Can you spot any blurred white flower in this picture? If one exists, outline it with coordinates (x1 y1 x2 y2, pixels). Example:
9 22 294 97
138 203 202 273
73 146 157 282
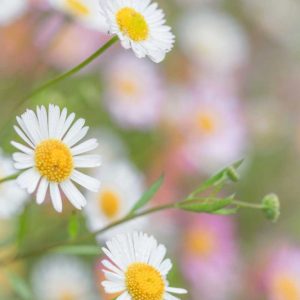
103 52 165 130
31 255 98 300
0 151 27 219
84 159 145 240
11 104 101 212
101 232 187 299
99 0 175 62
0 0 28 26
48 0 108 31
178 9 249 74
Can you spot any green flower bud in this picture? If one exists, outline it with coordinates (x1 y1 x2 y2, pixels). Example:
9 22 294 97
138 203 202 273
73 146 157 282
262 194 280 222
226 167 240 182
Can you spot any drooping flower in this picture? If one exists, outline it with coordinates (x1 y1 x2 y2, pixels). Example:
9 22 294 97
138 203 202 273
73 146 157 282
99 0 175 63
101 232 188 300
103 52 165 129
11 104 101 212
48 0 108 31
31 255 98 300
0 151 27 219
181 215 241 300
0 0 28 26
84 159 145 239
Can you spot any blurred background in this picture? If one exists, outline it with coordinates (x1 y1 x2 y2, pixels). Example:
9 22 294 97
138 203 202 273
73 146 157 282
1 0 300 299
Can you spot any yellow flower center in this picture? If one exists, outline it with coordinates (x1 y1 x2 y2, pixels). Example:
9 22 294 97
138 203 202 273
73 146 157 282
35 139 74 183
59 292 76 300
186 229 216 257
116 7 149 42
65 0 90 16
99 189 121 219
273 274 299 300
125 263 165 300
118 79 139 97
196 112 216 134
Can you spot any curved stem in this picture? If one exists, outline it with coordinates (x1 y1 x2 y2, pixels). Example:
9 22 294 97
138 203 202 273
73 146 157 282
233 200 263 209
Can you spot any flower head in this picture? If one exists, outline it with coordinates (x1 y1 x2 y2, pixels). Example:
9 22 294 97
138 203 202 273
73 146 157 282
31 255 98 300
101 232 187 299
12 104 101 212
100 0 175 62
49 0 108 31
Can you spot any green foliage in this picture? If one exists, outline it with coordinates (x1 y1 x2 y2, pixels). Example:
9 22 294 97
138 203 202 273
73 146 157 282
51 245 101 256
7 272 32 300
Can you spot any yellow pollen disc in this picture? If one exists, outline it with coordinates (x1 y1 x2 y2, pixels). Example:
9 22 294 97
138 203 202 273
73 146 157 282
273 275 299 300
186 229 215 257
118 79 139 97
99 189 121 219
59 292 76 300
196 112 216 134
126 263 165 300
35 139 73 183
116 7 149 42
65 0 90 16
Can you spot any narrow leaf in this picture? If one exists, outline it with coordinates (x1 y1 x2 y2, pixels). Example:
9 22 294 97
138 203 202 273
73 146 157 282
177 197 233 213
213 206 239 215
129 175 164 214
7 272 32 300
68 212 79 240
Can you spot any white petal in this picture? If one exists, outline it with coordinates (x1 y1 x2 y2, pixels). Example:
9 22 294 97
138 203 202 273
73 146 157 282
11 141 34 155
166 287 188 294
70 170 100 192
71 138 98 155
50 182 62 212
67 126 89 147
63 118 85 146
74 155 101 168
36 177 49 204
17 168 40 193
60 180 86 209
14 125 34 148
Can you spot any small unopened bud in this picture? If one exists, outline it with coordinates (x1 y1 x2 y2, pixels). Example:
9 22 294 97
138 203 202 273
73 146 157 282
262 194 280 222
226 167 239 182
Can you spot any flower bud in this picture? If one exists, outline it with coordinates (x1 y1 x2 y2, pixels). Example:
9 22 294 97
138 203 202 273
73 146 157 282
226 166 240 182
262 193 280 222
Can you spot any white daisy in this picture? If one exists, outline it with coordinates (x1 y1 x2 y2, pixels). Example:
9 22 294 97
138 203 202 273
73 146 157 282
31 255 98 300
48 0 108 31
0 151 28 219
0 0 28 26
84 159 145 240
11 104 101 212
99 0 175 63
101 232 188 300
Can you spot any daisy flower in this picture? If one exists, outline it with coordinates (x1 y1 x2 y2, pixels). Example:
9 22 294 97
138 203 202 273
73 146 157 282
101 232 188 300
99 0 175 63
31 255 98 300
48 0 108 31
11 104 101 212
103 52 165 129
0 0 28 26
0 151 27 219
84 159 145 240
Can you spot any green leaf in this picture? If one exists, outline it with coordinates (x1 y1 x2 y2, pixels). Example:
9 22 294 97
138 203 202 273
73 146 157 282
17 205 30 247
51 245 101 256
68 212 79 240
129 175 164 214
190 159 244 196
177 197 233 213
7 272 32 300
213 206 239 215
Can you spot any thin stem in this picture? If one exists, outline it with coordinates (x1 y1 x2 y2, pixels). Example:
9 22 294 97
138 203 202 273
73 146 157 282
0 202 175 266
0 172 21 184
233 200 263 209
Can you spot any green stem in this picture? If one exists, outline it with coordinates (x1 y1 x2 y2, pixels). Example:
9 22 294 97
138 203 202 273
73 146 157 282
27 36 118 99
233 200 263 209
0 172 21 184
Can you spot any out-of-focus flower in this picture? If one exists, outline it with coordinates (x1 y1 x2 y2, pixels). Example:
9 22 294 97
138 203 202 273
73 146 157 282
176 81 247 174
84 159 145 239
99 0 175 63
11 104 101 212
0 151 27 219
181 215 240 300
42 23 108 70
101 231 188 299
0 0 28 26
103 52 165 129
260 245 300 300
48 0 108 31
31 255 98 300
178 9 249 74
